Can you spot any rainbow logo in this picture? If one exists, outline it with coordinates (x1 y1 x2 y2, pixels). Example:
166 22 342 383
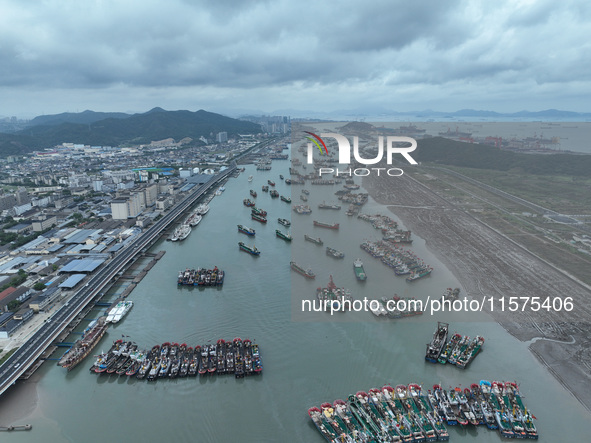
304 131 328 155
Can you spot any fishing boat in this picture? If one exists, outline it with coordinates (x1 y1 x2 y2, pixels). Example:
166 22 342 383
238 241 260 256
318 201 341 210
262 185 269 192
251 207 267 216
196 204 209 215
325 246 345 259
275 229 292 242
301 189 310 195
304 234 323 245
170 223 191 241
308 406 340 442
187 213 202 227
243 198 255 207
438 333 461 364
425 322 449 363
290 261 315 279
278 218 291 227
237 224 256 236
280 195 291 203
248 175 253 182
268 180 275 186
456 335 485 369
353 259 367 281
251 343 263 373
106 300 133 323
270 190 279 198
292 204 312 214
234 338 245 378
58 317 109 371
198 346 208 376
251 213 267 223
279 174 284 180
250 189 257 198
406 266 433 282
313 220 339 229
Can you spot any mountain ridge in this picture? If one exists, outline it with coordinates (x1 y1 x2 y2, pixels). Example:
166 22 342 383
0 108 262 156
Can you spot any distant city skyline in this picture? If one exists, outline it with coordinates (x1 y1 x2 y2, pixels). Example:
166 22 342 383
1 0 590 118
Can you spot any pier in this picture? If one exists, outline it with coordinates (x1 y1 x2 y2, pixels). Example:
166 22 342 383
0 424 32 431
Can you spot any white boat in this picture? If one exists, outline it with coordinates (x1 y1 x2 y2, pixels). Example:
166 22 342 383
196 204 210 215
188 213 202 227
248 175 253 182
171 224 191 241
107 301 133 323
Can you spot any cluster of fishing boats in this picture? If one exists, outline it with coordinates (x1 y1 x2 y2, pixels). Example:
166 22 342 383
434 330 485 369
89 338 262 380
361 240 432 282
338 192 368 206
251 206 268 223
177 267 225 286
358 213 412 244
169 204 209 241
308 381 538 442
316 275 352 310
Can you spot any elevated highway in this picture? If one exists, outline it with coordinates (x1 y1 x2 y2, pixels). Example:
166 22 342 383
0 164 235 397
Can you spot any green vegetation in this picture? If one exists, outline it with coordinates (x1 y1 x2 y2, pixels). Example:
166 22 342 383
7 300 21 311
0 270 27 292
0 109 262 157
33 282 46 291
417 137 591 178
0 348 18 365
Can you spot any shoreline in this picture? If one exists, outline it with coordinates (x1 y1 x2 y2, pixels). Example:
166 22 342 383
364 171 591 412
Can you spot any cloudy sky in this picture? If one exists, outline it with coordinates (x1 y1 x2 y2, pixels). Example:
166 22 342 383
1 0 590 118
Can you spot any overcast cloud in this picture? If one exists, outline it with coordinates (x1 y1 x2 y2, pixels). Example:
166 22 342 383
0 0 590 117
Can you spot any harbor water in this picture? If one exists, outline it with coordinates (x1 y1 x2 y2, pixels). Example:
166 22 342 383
2 152 590 442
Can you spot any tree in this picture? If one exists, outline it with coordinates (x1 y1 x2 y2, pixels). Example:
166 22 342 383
34 282 46 291
7 300 20 311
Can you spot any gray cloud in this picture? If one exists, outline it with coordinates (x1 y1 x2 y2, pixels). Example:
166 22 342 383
0 0 589 117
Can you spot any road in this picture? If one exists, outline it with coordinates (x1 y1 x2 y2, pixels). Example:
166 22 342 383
0 164 236 397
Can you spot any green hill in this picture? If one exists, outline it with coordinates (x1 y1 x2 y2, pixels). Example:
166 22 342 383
0 108 262 156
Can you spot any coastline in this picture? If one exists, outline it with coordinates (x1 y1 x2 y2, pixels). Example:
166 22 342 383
364 171 591 412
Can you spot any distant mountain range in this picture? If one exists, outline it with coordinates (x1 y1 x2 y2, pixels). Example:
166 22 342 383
0 108 262 157
277 108 591 120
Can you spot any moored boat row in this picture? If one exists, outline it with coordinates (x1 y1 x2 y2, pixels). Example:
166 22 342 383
308 380 538 442
431 326 485 369
90 338 263 380
177 267 225 286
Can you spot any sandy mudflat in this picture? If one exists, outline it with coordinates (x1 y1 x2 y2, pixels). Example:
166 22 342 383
0 375 39 425
364 172 591 411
